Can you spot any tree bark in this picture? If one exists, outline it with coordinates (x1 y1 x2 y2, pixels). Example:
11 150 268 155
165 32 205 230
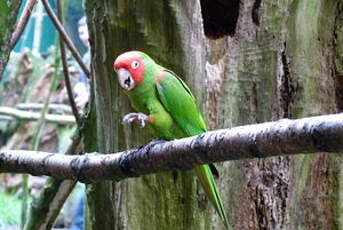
84 0 342 229
0 0 22 78
1 114 343 182
205 0 342 229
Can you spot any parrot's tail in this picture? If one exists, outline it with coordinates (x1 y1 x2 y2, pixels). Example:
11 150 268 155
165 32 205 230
195 164 229 229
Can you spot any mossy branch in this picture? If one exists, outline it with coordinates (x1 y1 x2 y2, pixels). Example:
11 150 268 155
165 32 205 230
0 113 342 183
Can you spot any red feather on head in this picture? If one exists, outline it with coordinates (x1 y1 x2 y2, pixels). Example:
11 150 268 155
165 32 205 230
113 51 145 84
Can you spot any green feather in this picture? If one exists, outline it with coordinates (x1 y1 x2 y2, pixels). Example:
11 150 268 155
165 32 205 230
154 69 207 136
154 69 229 228
123 51 229 228
195 165 229 229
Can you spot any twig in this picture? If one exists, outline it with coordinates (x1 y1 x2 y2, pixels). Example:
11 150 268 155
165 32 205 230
41 0 91 78
0 106 75 124
24 136 82 230
1 113 342 183
56 0 81 124
17 103 72 113
22 45 61 227
10 0 38 49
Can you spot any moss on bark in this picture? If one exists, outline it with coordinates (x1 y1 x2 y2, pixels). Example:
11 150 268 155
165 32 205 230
84 0 342 229
85 1 211 229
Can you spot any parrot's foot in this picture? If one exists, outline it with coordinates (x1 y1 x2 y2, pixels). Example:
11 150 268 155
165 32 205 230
141 139 166 149
138 139 167 154
123 113 149 127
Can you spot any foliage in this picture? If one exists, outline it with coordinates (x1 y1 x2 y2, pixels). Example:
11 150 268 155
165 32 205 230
0 189 22 226
0 0 87 229
0 47 78 230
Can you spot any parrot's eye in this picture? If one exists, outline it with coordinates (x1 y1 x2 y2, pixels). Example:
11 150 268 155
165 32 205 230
131 61 139 69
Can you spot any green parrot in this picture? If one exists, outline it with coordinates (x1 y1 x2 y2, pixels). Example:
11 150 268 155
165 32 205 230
113 51 229 228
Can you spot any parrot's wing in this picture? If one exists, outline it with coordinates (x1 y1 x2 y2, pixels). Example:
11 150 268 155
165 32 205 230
154 69 207 136
155 69 219 176
155 69 229 228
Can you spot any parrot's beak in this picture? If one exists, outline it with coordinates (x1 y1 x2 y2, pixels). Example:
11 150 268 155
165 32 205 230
117 68 135 91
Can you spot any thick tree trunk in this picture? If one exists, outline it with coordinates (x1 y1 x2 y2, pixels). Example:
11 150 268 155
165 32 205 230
84 1 210 229
85 0 342 229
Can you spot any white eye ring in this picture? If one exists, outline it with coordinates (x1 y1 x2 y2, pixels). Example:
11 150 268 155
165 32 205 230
131 61 139 69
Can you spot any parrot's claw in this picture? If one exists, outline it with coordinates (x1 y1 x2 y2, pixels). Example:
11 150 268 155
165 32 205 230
123 113 149 127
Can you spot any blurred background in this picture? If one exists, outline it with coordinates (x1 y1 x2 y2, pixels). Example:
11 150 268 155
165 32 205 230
0 1 87 229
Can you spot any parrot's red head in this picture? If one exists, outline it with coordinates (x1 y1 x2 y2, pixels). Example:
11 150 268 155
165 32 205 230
113 51 145 91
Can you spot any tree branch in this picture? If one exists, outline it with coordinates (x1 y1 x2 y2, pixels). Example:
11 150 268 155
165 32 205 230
23 136 82 230
17 103 72 114
56 0 81 124
0 113 342 182
10 0 38 49
41 0 91 78
0 106 75 124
